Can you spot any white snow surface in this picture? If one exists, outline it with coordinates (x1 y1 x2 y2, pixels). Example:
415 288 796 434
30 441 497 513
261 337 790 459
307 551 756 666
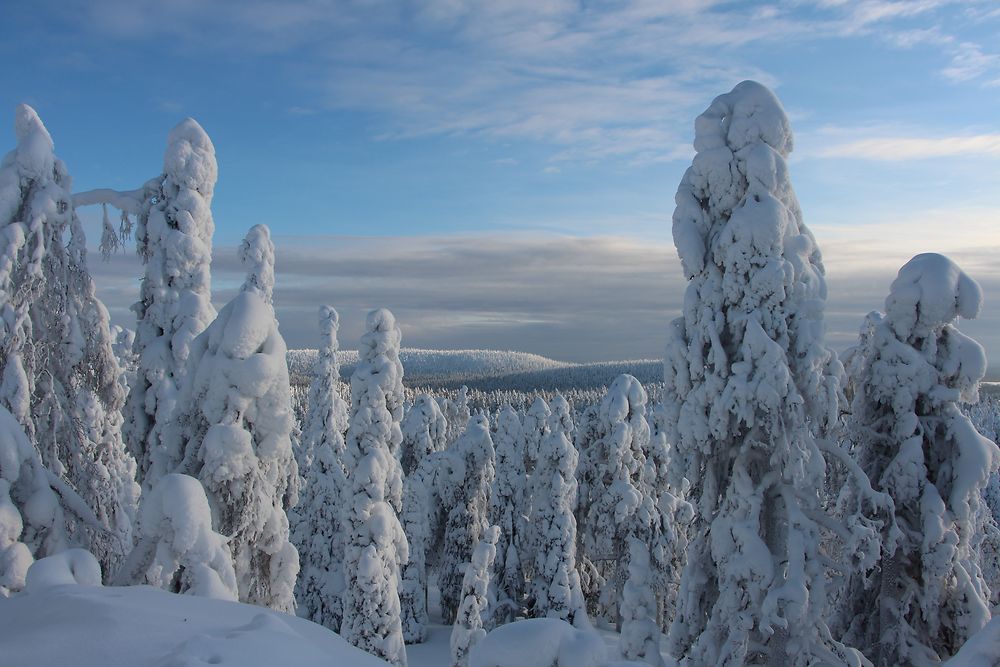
943 616 1000 666
0 583 390 667
469 618 607 667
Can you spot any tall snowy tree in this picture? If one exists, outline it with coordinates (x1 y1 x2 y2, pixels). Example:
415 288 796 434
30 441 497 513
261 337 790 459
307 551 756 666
487 404 527 627
620 537 664 667
582 374 647 626
663 81 868 666
174 224 298 612
838 253 998 666
438 415 496 624
341 308 408 667
530 412 586 625
520 396 551 586
444 386 472 448
451 525 500 667
124 117 217 489
399 393 447 643
292 305 350 630
401 394 447 476
0 104 139 576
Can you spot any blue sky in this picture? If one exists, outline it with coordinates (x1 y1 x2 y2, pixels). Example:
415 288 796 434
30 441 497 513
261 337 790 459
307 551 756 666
2 0 1000 370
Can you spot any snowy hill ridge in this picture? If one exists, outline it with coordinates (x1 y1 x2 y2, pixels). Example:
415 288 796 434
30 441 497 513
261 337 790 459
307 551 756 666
287 348 662 390
288 348 569 383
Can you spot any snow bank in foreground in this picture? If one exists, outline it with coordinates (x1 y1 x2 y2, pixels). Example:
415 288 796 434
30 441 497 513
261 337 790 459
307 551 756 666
0 583 389 667
944 616 1000 666
469 618 607 667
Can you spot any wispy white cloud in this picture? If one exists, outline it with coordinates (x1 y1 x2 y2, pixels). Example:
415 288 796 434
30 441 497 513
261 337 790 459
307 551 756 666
49 0 1000 163
816 132 1000 160
942 41 1000 83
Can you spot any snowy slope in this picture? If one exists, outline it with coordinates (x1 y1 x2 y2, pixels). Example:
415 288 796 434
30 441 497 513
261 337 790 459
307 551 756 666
287 348 661 391
0 584 390 667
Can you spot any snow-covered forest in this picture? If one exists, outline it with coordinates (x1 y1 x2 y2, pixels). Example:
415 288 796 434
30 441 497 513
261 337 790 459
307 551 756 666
2 81 1000 667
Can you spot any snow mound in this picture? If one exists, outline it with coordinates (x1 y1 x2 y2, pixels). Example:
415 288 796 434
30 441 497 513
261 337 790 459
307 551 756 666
0 583 390 667
24 548 102 592
943 616 1000 666
469 618 606 667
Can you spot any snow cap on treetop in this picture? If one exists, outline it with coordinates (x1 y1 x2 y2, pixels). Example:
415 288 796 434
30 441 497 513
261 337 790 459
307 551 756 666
319 305 340 335
885 252 983 339
693 80 792 157
600 374 647 424
164 118 217 197
367 308 397 334
12 104 55 180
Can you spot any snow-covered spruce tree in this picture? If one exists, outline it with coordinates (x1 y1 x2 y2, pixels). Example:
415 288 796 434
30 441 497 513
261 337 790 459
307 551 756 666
646 401 694 630
549 393 575 440
401 393 448 476
583 374 647 626
573 401 605 616
438 415 496 624
663 81 869 666
522 396 551 475
0 105 138 575
174 224 298 612
111 325 138 397
341 308 408 666
520 396 551 587
117 473 238 600
292 305 350 631
399 393 447 643
620 537 664 667
487 404 526 628
530 412 586 625
125 117 217 489
0 404 96 594
451 525 500 667
440 385 471 448
838 253 998 666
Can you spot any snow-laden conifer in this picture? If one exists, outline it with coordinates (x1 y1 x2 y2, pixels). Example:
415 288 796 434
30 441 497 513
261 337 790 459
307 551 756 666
126 473 238 600
520 397 550 586
125 117 217 489
620 538 664 667
581 374 647 626
0 105 138 574
400 393 447 643
451 525 500 667
530 412 586 625
663 81 869 666
839 253 998 665
487 405 526 628
0 404 81 594
445 385 472 447
401 394 448 476
522 397 551 475
293 305 350 630
341 308 408 666
549 393 574 440
174 224 298 612
438 415 496 624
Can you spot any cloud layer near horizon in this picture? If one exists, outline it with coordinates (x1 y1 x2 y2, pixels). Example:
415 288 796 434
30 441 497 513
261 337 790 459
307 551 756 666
90 227 1000 376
